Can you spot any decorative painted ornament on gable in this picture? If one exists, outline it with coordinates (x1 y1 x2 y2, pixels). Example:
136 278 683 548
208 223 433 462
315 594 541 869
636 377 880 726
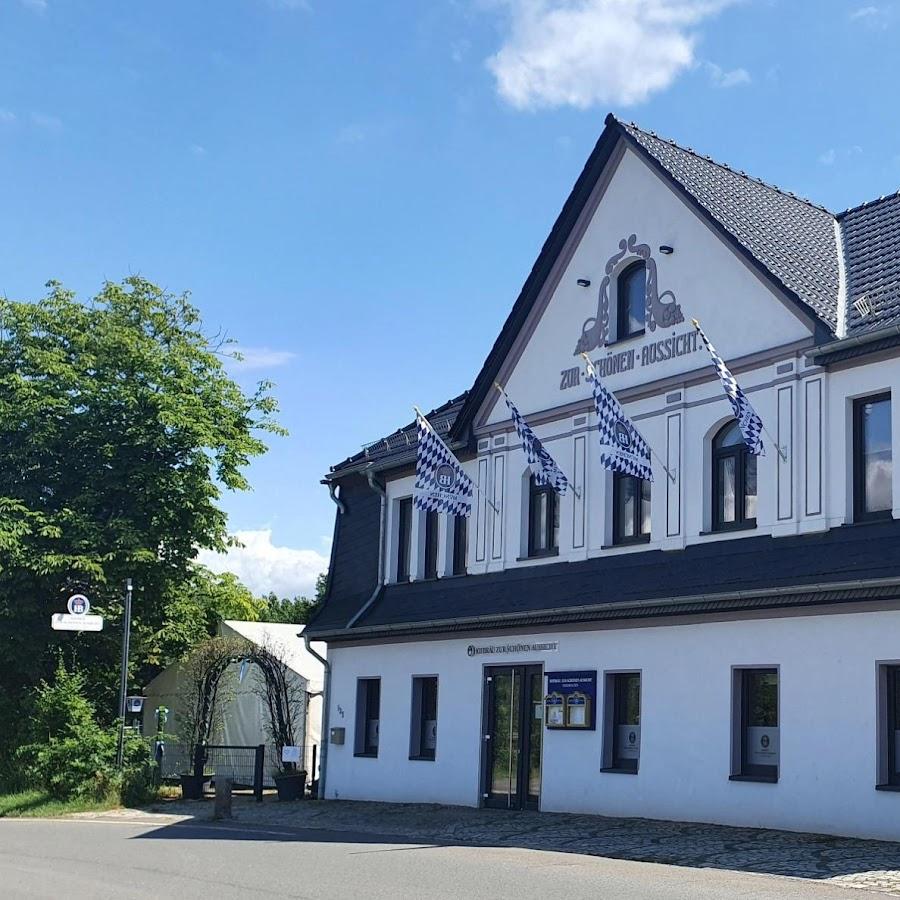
574 234 684 356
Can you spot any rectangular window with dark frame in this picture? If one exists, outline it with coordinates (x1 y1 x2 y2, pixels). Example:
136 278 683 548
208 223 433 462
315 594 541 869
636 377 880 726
424 510 439 580
396 497 413 582
354 678 380 758
528 475 559 557
878 664 900 789
732 668 778 782
613 473 651 544
854 393 892 522
602 672 641 773
452 515 468 576
409 676 438 761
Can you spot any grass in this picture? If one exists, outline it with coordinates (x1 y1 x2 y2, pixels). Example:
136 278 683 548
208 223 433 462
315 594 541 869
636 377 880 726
0 789 121 819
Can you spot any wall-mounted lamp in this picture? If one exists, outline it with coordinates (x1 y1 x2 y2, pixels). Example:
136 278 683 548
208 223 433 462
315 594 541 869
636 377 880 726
659 245 674 255
576 278 591 287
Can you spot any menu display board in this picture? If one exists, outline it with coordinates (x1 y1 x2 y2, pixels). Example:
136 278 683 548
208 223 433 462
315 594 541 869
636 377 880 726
545 671 597 730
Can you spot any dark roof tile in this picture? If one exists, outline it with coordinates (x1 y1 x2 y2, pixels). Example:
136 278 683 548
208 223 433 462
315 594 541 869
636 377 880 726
329 392 468 476
619 120 840 329
309 519 900 638
839 192 900 335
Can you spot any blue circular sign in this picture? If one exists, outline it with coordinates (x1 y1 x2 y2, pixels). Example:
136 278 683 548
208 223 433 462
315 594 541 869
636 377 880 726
435 463 456 491
67 594 90 616
614 419 632 450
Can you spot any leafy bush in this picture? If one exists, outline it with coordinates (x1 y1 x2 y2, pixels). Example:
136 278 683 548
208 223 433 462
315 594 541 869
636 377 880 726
17 659 156 805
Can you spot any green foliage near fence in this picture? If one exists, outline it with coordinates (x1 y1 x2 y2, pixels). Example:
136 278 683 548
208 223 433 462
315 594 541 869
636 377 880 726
0 276 284 782
16 659 157 806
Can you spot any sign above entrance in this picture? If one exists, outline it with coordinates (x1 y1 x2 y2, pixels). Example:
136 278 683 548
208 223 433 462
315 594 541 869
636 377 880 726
467 640 559 658
545 670 597 730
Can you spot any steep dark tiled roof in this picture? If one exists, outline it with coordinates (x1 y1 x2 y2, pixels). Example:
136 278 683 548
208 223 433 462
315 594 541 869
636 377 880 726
330 116 900 476
306 519 900 639
620 121 840 329
329 392 468 477
839 192 900 335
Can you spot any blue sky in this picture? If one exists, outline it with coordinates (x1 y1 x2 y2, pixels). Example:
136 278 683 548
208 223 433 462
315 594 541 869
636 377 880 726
2 0 898 596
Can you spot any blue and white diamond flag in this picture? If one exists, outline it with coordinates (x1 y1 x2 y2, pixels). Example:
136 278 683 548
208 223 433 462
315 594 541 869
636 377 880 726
583 355 653 482
414 409 475 516
499 386 569 495
693 320 765 456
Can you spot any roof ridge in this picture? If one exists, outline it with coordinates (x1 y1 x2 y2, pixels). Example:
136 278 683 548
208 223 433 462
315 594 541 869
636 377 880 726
837 188 900 219
612 114 834 216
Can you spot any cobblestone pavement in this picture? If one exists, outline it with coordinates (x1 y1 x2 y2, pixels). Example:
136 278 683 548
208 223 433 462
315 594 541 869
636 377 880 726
95 797 900 895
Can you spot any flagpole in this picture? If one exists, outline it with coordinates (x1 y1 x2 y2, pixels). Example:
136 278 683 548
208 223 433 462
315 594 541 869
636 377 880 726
580 354 676 484
691 319 788 462
494 383 582 500
414 406 499 515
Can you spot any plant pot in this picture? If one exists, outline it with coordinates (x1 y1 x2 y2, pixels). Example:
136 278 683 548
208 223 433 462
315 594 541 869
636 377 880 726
273 771 307 801
179 773 208 800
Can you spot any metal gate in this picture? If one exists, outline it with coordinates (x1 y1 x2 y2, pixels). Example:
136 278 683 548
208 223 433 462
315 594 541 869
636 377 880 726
153 741 267 801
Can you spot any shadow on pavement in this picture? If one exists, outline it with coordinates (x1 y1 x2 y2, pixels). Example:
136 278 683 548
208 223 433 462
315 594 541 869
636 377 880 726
130 798 900 884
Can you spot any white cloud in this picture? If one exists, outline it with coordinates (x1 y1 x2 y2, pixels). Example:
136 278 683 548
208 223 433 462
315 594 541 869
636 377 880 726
0 109 16 125
30 111 62 132
486 0 738 110
197 529 328 598
190 143 207 157
704 61 751 88
819 145 863 166
20 0 47 11
228 346 297 371
850 5 892 28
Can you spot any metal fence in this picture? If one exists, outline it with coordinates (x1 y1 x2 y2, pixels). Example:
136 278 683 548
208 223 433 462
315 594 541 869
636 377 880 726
151 740 317 796
204 745 266 793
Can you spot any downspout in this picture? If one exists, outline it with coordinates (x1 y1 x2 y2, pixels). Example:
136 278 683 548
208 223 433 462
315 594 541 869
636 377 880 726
346 468 386 629
303 477 344 800
303 632 330 800
307 470 385 799
327 479 347 514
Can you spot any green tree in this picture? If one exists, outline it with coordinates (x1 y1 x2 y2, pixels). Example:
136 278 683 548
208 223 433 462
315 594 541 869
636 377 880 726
0 277 283 774
258 570 327 624
148 566 269 667
18 658 156 803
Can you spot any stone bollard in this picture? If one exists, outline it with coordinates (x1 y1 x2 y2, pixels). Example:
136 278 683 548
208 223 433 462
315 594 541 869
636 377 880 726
213 777 233 820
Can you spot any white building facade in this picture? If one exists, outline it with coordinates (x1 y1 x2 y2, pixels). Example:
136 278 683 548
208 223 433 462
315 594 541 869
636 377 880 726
308 115 900 841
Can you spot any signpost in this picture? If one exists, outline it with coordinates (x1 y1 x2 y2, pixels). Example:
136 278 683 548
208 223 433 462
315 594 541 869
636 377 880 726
115 578 134 769
49 581 134 771
50 593 104 632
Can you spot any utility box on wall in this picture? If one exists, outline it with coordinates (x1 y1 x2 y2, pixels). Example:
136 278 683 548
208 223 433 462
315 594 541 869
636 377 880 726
330 727 346 745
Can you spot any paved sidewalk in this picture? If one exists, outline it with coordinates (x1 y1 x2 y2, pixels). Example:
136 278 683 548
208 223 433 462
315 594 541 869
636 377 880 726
98 798 900 896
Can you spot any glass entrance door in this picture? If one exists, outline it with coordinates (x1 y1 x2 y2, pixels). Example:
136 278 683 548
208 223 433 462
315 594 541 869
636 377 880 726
481 665 543 810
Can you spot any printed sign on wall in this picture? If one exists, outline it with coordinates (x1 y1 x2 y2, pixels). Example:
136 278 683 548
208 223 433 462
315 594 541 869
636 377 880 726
545 670 597 731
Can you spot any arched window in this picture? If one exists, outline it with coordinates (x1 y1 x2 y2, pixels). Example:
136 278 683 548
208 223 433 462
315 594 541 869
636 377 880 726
616 261 646 341
712 421 757 531
527 474 559 557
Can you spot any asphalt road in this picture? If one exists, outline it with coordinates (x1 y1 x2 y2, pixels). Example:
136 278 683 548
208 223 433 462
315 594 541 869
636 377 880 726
0 817 887 900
